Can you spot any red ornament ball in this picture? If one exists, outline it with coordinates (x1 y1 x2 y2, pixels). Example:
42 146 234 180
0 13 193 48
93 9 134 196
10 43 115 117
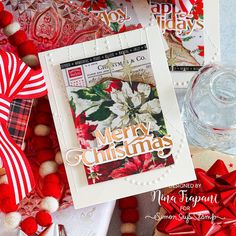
0 184 12 200
119 197 138 209
0 197 18 213
42 182 62 199
44 173 61 185
121 209 139 223
35 210 52 227
18 40 38 57
0 10 13 28
8 30 27 46
21 217 38 235
36 149 54 164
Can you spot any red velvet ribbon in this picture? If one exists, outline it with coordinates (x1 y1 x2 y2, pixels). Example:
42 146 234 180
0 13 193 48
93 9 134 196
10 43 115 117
156 160 236 235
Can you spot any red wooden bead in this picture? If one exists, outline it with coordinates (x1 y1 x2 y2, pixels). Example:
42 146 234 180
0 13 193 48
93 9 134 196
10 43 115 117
42 182 61 199
17 40 38 57
36 149 54 164
35 210 52 227
0 10 13 28
0 2 4 12
21 217 38 235
119 196 138 209
44 173 61 185
121 209 139 223
8 30 27 46
0 197 18 213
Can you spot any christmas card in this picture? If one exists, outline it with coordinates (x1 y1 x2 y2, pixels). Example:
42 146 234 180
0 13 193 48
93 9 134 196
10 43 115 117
39 26 195 209
132 0 220 87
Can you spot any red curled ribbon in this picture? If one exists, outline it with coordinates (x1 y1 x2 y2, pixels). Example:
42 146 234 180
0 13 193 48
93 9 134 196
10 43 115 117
172 0 196 13
0 50 47 204
156 159 236 235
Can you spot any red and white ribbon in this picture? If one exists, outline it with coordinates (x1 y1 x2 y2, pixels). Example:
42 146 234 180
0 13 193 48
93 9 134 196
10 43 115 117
173 0 196 13
0 50 47 204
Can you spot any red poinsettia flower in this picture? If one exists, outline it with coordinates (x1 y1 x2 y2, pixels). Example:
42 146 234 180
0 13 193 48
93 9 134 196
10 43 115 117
75 112 97 140
109 153 164 179
79 0 107 10
191 0 203 20
105 79 122 92
198 45 204 57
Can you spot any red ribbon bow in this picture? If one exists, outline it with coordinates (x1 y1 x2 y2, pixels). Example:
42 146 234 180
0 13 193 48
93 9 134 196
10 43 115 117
172 0 196 13
156 160 236 235
0 50 47 204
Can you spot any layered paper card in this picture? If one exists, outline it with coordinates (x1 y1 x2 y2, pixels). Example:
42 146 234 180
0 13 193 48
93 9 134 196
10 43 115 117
132 0 220 87
39 26 196 209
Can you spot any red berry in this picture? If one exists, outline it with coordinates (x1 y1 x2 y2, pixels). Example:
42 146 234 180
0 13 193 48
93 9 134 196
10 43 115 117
0 197 18 213
8 30 27 46
35 210 52 227
44 173 61 185
18 40 38 57
0 10 13 28
21 217 38 235
119 197 138 209
42 182 62 199
36 149 54 164
121 209 139 223
35 112 52 125
32 136 52 150
0 184 12 200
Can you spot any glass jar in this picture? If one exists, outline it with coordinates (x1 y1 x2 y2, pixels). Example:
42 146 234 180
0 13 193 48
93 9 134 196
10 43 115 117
182 64 236 154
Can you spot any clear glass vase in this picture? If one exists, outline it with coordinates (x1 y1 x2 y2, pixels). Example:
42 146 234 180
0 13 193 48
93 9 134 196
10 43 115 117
182 64 236 154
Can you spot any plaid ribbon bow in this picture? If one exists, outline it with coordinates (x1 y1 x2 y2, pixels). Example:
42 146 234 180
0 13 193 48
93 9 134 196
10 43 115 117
0 50 47 204
173 0 196 13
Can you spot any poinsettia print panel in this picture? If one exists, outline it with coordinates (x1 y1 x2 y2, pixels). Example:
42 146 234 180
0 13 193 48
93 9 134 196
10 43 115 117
70 80 174 184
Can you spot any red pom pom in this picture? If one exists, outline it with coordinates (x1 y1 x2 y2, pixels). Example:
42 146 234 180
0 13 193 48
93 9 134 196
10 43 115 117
58 165 67 183
42 183 62 199
36 149 54 164
0 184 12 200
35 112 52 125
121 209 139 223
35 210 52 227
21 217 38 235
44 173 61 185
0 11 13 28
25 126 33 140
122 234 136 236
17 40 38 57
8 30 27 47
36 99 51 113
119 197 138 209
0 2 4 12
32 136 52 151
0 197 18 213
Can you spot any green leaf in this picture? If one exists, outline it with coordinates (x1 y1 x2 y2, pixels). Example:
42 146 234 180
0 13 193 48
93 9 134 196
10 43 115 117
69 97 76 112
87 100 114 121
110 22 120 32
73 89 101 101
